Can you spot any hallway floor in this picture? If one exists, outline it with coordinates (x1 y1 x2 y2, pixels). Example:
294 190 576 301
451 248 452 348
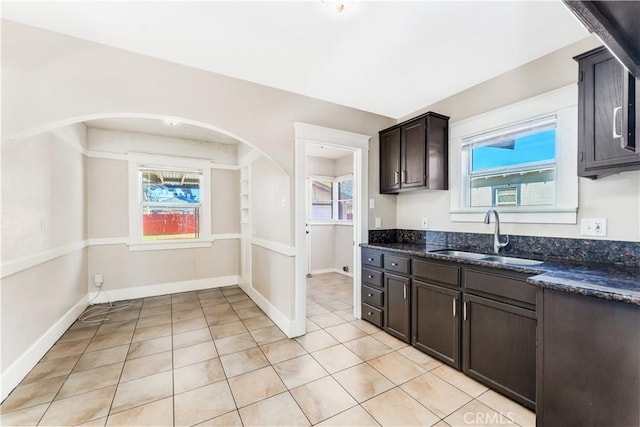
0 273 534 426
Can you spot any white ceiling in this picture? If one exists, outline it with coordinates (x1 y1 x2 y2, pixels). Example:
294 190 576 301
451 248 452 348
84 117 240 145
1 1 588 119
306 143 353 159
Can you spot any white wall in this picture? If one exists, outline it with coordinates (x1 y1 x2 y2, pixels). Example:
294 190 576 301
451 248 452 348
2 126 87 258
247 155 298 329
335 155 354 177
1 21 394 176
86 128 241 294
1 124 88 398
306 156 336 176
395 36 640 242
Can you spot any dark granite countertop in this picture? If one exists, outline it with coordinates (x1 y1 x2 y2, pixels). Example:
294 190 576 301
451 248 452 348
361 242 640 306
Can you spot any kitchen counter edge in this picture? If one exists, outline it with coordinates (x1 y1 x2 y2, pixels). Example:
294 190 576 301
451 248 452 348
360 242 640 306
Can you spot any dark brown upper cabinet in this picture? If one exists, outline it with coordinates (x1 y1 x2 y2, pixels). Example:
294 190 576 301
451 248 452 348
563 1 640 78
379 112 449 194
575 46 640 178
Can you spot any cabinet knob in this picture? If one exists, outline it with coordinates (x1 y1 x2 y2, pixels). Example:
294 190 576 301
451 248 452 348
391 262 397 266
367 293 373 297
367 275 373 279
367 311 373 316
368 258 374 262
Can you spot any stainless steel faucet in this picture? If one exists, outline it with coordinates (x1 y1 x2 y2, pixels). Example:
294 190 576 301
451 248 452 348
484 208 509 254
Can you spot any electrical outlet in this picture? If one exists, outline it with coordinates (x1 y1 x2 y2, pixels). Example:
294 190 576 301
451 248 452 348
580 218 607 236
375 217 381 228
369 198 375 209
421 218 429 229
94 273 104 288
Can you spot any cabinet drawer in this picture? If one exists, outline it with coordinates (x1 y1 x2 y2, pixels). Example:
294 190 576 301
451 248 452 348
362 303 383 327
464 269 536 306
384 255 410 275
363 251 383 268
413 259 460 287
362 285 384 308
362 268 383 288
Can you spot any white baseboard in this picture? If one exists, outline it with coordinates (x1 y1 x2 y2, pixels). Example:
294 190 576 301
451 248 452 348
243 285 303 339
1 295 89 401
310 268 353 278
87 275 240 303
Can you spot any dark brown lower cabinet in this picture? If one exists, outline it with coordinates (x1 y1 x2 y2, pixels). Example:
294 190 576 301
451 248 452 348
412 280 461 368
463 294 536 410
537 289 640 426
384 273 410 342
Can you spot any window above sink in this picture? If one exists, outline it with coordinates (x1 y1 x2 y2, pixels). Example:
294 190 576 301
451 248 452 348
449 85 579 224
464 115 557 209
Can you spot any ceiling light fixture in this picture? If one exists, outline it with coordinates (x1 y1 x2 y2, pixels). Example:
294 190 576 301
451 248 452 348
322 1 352 14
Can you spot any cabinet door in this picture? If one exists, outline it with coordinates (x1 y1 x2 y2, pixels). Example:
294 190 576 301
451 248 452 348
538 289 640 426
401 119 426 189
579 48 640 175
384 273 410 343
462 294 536 409
412 280 461 368
425 114 449 190
380 128 401 193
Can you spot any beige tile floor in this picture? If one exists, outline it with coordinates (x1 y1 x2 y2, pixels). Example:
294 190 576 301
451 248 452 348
0 273 535 426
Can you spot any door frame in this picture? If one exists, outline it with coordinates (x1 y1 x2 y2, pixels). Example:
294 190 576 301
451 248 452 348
293 122 370 336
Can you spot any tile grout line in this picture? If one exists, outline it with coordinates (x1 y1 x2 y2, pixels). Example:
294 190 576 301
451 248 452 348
102 299 142 425
31 313 102 426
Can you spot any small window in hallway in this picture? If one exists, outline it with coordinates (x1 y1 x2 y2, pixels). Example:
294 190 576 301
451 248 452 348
308 175 353 222
311 179 333 219
337 177 353 221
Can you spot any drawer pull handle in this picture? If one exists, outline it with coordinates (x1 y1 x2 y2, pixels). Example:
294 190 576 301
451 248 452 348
367 293 373 297
368 258 374 262
367 311 373 316
394 171 400 184
452 298 457 317
463 301 468 321
391 262 397 266
367 275 373 279
613 106 623 142
403 284 407 300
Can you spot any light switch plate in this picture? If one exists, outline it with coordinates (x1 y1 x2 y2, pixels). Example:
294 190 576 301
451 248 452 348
580 218 607 236
421 218 429 229
369 198 375 209
375 217 381 228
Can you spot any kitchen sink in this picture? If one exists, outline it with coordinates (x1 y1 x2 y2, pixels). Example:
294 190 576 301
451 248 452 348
481 255 544 266
430 249 492 260
431 249 543 266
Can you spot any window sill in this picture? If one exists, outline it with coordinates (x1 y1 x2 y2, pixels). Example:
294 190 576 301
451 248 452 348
128 240 212 252
450 207 577 224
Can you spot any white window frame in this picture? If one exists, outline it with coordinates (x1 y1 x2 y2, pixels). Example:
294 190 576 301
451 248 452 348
307 174 354 225
450 85 579 224
461 114 558 209
128 153 212 251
